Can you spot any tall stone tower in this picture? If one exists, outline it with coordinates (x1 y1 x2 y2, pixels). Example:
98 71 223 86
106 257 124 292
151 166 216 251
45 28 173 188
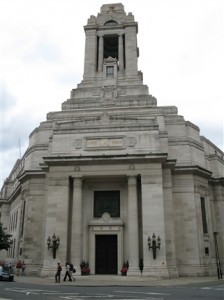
62 3 156 111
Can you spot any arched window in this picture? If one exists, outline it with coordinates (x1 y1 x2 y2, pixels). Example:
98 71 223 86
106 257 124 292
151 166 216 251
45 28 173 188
104 20 118 26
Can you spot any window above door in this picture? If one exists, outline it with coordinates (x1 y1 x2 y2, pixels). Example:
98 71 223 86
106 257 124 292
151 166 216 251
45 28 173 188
94 190 120 218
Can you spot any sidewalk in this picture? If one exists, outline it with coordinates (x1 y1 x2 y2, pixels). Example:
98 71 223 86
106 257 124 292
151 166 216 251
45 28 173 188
14 274 221 287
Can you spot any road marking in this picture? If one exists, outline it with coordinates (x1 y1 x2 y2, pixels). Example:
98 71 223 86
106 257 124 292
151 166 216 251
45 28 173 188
115 290 170 296
147 292 170 295
0 298 12 300
5 289 39 295
60 298 163 300
43 292 79 295
201 286 224 291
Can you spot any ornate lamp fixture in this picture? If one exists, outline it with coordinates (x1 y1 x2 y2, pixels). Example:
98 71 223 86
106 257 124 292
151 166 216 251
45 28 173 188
148 233 161 259
47 233 60 259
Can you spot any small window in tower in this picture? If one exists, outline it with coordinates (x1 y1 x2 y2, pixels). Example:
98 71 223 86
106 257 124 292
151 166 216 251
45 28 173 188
205 247 209 255
106 66 114 77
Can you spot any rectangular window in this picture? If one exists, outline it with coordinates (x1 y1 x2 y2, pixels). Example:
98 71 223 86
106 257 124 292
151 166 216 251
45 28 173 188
200 197 208 234
20 201 26 237
94 191 120 217
106 66 114 77
205 247 209 255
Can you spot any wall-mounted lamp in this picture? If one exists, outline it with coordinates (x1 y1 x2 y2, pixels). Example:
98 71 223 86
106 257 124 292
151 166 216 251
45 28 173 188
47 233 60 259
148 233 161 259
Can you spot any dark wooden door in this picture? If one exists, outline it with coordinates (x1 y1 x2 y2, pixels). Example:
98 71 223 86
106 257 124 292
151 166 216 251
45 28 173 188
95 235 117 274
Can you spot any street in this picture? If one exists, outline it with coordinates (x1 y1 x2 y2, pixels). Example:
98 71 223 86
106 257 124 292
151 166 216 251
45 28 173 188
0 280 223 299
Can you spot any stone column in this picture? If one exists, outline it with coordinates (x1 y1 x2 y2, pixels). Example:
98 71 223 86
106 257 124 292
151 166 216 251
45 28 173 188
127 176 139 273
98 35 104 71
118 34 124 70
71 177 82 270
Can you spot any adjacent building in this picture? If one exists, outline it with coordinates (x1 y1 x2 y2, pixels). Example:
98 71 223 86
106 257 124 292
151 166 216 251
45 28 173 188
0 3 223 278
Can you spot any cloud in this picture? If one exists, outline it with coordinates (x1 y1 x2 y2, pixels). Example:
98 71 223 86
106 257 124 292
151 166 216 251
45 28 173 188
1 109 38 152
0 86 17 112
196 121 224 150
0 0 224 187
22 40 61 63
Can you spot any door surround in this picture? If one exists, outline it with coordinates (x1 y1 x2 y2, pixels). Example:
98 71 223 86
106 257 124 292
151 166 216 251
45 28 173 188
89 214 124 275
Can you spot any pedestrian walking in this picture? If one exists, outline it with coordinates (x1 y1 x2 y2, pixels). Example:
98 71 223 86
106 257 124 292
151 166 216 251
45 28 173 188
55 262 62 283
69 262 76 281
21 261 26 276
16 260 22 276
63 263 72 282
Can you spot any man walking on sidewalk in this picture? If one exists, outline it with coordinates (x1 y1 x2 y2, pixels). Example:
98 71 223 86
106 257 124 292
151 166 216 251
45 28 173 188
63 263 72 282
55 263 62 283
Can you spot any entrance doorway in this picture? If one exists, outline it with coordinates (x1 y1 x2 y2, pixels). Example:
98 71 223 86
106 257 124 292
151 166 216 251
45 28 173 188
95 235 118 274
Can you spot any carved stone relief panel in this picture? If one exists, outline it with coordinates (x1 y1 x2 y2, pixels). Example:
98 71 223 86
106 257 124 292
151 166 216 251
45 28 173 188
74 136 137 151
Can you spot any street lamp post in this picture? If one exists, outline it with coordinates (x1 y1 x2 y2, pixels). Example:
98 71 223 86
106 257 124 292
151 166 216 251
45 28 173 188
148 233 161 259
47 233 60 259
213 232 223 279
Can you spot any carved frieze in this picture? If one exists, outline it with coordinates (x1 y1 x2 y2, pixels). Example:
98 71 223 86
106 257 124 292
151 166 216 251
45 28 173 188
85 137 123 149
91 226 121 231
74 136 137 150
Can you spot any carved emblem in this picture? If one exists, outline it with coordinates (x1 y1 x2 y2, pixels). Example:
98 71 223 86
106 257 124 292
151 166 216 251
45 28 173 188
128 137 137 147
100 113 110 124
100 85 118 100
102 212 111 222
74 139 82 149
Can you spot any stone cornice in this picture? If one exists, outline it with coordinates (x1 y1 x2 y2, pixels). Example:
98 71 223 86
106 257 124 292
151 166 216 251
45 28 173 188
42 153 169 166
25 144 49 156
3 184 22 204
0 199 10 205
172 165 212 179
208 177 224 186
18 170 46 184
168 137 203 150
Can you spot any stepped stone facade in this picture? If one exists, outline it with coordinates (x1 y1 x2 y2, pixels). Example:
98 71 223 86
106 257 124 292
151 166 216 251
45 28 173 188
0 3 223 278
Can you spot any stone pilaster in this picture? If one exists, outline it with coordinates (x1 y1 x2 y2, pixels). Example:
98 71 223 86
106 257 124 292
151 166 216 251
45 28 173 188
127 176 139 273
124 26 138 77
71 177 82 270
41 175 70 277
141 167 169 278
118 34 124 71
83 29 97 80
98 35 104 71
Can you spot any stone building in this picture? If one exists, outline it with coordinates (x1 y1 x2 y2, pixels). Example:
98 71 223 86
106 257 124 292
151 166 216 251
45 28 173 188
0 3 223 278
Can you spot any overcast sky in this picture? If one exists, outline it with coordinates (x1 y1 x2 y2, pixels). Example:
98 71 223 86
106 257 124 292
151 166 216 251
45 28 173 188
0 0 224 187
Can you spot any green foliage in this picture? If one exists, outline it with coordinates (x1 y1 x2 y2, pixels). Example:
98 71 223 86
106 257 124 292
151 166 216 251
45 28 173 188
0 222 12 251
